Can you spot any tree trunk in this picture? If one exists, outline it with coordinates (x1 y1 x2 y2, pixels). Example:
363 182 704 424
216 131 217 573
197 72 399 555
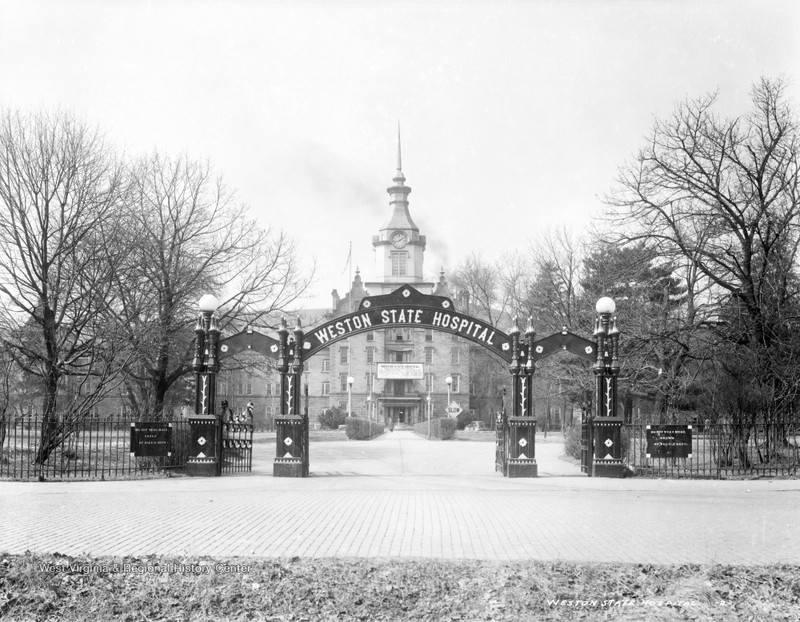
35 306 62 466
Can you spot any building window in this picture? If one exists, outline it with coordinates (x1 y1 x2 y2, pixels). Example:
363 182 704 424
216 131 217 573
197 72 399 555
391 251 408 276
246 376 253 395
392 380 407 396
425 373 434 392
340 346 348 364
236 374 243 395
322 359 331 372
366 332 374 342
425 330 433 341
340 374 349 392
451 374 460 393
393 328 411 342
322 382 330 396
451 346 460 365
366 347 375 364
365 372 376 393
425 347 433 364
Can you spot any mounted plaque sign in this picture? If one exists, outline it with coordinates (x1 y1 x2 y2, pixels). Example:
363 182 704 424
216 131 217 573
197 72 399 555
130 422 172 458
646 425 692 459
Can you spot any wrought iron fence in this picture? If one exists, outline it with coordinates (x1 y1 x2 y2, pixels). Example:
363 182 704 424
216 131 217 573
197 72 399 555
0 415 192 481
623 422 799 478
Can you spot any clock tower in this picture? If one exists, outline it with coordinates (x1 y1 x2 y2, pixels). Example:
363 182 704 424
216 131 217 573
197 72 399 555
370 127 427 291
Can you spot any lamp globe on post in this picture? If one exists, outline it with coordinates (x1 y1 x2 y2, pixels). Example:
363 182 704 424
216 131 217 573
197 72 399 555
347 376 354 418
198 294 220 316
595 296 616 316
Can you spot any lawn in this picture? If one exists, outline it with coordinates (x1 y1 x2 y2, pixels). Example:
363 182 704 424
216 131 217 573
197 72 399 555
1 553 798 621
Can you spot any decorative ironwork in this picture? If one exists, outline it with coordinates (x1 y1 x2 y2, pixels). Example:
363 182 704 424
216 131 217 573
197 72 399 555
220 421 253 474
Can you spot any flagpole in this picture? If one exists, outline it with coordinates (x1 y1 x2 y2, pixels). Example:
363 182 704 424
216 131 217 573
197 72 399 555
347 241 352 402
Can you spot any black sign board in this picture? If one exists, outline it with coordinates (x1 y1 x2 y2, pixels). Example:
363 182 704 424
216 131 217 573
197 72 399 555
130 422 172 457
646 425 692 459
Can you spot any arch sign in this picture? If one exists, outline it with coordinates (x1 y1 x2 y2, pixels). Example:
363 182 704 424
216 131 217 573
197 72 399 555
196 284 624 479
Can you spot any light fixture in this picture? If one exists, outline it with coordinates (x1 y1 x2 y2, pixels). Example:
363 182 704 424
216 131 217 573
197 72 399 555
198 294 220 314
595 297 616 315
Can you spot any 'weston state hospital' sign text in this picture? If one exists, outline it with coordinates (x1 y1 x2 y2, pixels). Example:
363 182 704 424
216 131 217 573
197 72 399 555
304 306 510 361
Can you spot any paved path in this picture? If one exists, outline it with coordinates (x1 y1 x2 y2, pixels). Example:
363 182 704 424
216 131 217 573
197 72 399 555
2 431 798 564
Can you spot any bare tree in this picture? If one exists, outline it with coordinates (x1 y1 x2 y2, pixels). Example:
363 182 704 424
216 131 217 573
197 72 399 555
450 253 513 422
0 110 129 465
524 226 586 332
604 78 800 424
110 152 311 419
450 252 513 327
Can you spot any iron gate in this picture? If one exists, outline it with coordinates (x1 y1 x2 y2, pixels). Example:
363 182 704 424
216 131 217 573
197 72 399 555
581 415 593 475
495 410 507 474
220 421 253 474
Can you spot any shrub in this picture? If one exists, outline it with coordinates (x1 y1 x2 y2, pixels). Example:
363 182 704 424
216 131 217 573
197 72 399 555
455 411 475 430
563 423 582 460
345 417 385 440
318 406 347 430
415 417 456 440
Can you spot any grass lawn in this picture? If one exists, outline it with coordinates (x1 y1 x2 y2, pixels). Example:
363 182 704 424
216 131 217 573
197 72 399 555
1 553 798 621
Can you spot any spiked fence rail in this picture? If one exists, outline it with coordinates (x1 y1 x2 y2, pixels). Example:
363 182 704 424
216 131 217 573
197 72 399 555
623 422 800 478
0 415 192 481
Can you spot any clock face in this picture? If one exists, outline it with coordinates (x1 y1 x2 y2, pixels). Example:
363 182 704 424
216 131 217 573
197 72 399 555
391 232 408 248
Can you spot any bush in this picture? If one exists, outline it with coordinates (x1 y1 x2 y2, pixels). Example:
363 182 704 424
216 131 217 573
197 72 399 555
455 411 475 430
345 417 385 440
563 423 582 460
318 406 347 430
414 417 457 440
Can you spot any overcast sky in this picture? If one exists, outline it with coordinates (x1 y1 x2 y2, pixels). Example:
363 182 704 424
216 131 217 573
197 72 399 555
1 0 798 308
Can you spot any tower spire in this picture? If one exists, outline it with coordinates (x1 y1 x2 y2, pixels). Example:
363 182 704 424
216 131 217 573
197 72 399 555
397 121 402 172
394 121 405 184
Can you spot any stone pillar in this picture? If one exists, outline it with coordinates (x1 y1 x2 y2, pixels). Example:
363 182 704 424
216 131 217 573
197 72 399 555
505 317 538 477
185 415 219 477
189 305 221 477
274 318 308 477
592 299 624 478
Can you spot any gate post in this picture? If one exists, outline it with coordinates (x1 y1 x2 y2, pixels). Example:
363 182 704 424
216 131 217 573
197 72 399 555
274 318 308 477
591 298 624 478
188 295 222 477
505 318 538 477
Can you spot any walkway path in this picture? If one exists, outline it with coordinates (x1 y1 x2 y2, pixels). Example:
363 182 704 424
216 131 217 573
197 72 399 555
2 431 798 564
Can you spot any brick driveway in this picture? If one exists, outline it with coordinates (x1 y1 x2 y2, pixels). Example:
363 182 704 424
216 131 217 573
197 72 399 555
1 431 797 564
